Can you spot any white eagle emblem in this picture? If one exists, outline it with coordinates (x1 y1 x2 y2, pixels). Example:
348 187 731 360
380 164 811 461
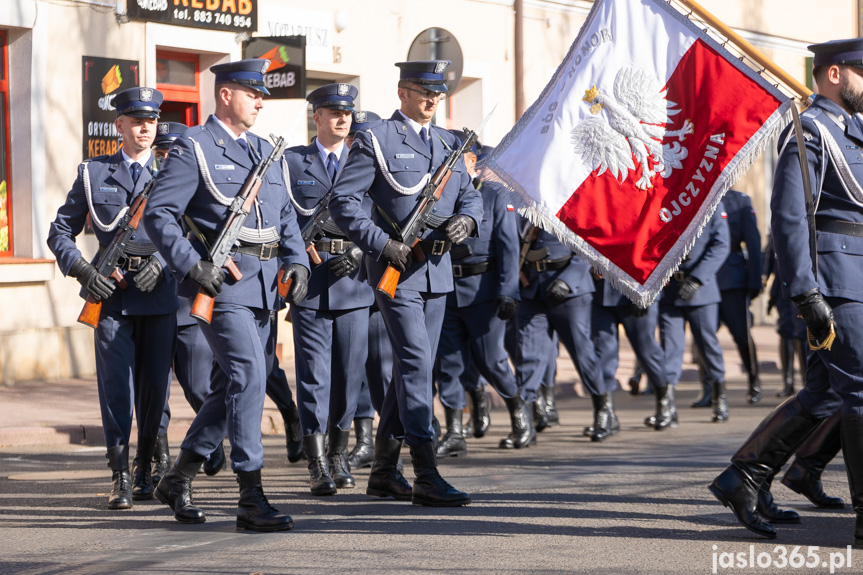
571 67 694 190
355 111 367 123
338 83 349 96
434 61 447 74
140 88 153 102
158 123 168 135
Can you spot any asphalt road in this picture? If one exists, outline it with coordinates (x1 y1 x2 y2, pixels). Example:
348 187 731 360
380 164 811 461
0 382 856 575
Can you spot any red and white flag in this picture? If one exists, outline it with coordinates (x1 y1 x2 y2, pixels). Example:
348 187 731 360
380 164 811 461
482 0 791 305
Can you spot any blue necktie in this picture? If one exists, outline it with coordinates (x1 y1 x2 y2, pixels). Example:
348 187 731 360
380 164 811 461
130 162 142 184
326 152 337 182
237 138 252 160
419 126 431 151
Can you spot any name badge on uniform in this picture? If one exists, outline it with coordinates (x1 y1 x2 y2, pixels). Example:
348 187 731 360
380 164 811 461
214 164 235 170
395 154 415 159
99 187 117 192
847 145 859 150
297 180 316 185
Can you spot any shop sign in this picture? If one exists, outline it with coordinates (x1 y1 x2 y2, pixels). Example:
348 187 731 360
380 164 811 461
127 0 257 33
82 56 139 161
243 36 306 99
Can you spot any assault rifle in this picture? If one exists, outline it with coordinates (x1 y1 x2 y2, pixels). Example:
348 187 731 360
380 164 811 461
276 192 333 299
190 134 289 323
517 221 539 288
78 177 156 328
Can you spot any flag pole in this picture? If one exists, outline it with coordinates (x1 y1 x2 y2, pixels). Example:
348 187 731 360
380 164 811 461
677 0 812 101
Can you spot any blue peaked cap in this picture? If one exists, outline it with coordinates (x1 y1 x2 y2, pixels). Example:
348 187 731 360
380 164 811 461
809 38 863 68
307 83 358 111
112 87 163 118
395 60 451 93
210 59 271 95
153 122 188 149
349 110 381 135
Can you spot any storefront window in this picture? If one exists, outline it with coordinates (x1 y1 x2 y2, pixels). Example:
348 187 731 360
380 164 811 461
0 30 11 256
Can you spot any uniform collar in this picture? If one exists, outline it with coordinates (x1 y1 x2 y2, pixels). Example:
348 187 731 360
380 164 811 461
120 148 153 168
314 138 345 167
210 114 249 144
397 110 431 136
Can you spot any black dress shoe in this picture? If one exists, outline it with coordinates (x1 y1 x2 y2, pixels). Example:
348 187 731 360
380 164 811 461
155 449 207 524
106 445 133 510
236 469 293 532
204 441 226 476
367 438 412 501
410 441 470 507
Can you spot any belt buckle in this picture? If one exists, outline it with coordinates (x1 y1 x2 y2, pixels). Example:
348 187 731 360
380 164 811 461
330 238 345 255
258 244 276 261
127 256 143 271
536 260 547 272
431 240 446 256
452 264 463 278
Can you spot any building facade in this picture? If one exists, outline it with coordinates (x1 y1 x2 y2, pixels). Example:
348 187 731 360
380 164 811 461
0 0 856 384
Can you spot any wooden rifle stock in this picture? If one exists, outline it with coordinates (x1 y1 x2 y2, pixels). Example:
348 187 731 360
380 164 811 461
376 265 401 299
77 267 127 328
189 258 242 324
306 244 322 266
277 266 294 299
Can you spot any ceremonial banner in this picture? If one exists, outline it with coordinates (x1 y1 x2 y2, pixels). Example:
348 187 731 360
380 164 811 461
482 0 791 306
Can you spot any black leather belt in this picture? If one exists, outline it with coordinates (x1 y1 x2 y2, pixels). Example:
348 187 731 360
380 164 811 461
235 242 279 260
452 258 497 278
672 271 687 281
816 216 863 237
417 239 452 256
120 255 149 271
526 255 571 272
314 238 354 255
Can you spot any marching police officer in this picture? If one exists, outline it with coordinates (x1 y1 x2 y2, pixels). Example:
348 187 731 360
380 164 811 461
658 204 729 423
704 190 764 404
48 87 177 509
282 83 375 495
328 59 482 507
711 39 863 543
435 139 532 456
144 59 308 532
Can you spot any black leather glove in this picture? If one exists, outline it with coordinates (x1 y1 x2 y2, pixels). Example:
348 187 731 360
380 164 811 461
281 263 310 303
631 304 649 318
792 288 834 343
545 279 571 303
133 256 163 293
677 276 701 301
69 257 115 301
187 260 226 298
381 239 412 272
330 245 363 278
445 215 475 245
495 295 518 320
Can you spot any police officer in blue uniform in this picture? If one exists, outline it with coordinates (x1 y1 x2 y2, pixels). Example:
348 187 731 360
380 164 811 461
516 226 609 440
329 60 482 507
659 205 729 423
435 138 532 456
48 87 177 510
710 39 863 543
591 276 675 431
143 59 308 532
699 190 764 404
283 83 376 495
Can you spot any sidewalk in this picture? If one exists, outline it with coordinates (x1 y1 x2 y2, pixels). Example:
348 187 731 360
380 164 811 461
0 322 787 448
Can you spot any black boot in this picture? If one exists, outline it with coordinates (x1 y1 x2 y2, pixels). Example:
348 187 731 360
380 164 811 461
235 469 294 532
203 441 226 476
106 445 132 510
756 473 801 524
367 437 412 500
709 397 820 538
650 385 677 430
501 395 534 449
543 385 559 426
839 414 863 547
500 398 536 449
712 380 729 423
131 436 157 501
152 434 170 486
327 427 355 489
691 381 712 408
303 434 337 496
467 388 491 438
278 402 305 463
744 341 762 404
533 390 550 432
781 411 845 508
590 393 619 442
436 407 467 458
410 440 471 507
347 418 375 469
629 362 643 395
776 337 795 397
155 449 207 523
